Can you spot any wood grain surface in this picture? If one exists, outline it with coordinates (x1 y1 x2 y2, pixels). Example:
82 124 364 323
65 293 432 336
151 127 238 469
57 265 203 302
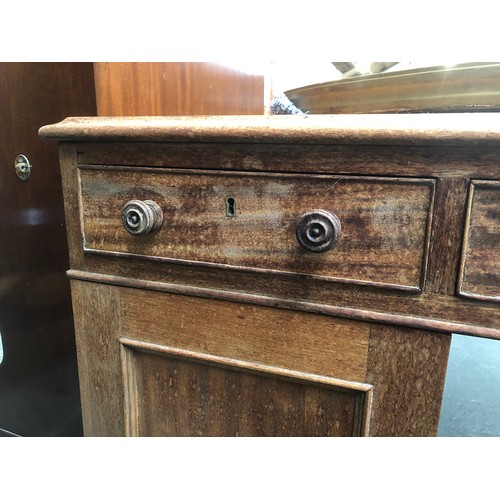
74 141 500 179
118 288 372 437
67 270 500 339
39 113 500 146
70 281 448 436
121 340 371 437
366 323 451 436
120 287 371 382
93 62 264 116
459 180 500 301
49 124 499 339
0 62 96 437
79 167 434 291
41 114 499 436
70 281 124 436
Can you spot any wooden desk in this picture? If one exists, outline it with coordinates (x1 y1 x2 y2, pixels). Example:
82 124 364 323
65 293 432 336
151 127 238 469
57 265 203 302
39 114 500 436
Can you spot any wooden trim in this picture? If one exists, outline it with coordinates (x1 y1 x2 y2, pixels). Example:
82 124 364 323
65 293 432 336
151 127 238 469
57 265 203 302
119 341 139 437
39 113 500 146
67 270 500 339
458 290 500 303
120 337 374 393
458 179 479 297
73 141 500 180
458 179 500 303
82 249 422 294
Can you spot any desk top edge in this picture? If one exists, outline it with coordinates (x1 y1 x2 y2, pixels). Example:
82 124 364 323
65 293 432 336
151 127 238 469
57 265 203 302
38 114 500 146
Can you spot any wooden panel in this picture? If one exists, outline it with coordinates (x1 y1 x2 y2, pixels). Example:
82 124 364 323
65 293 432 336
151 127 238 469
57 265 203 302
120 287 371 382
366 324 451 436
70 280 125 436
425 177 469 295
80 167 434 291
459 180 500 302
94 62 264 116
74 141 500 180
121 341 371 437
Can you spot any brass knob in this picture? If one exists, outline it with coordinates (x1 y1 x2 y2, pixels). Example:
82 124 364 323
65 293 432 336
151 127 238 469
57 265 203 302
121 200 163 235
296 210 341 252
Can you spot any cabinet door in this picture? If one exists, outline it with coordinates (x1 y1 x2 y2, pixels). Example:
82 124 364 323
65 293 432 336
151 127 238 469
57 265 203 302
71 281 373 437
0 63 96 436
71 280 451 437
121 342 371 437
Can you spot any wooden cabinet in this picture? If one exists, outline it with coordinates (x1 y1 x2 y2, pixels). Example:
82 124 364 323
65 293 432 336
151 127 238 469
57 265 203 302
93 62 265 116
39 114 500 436
0 63 96 436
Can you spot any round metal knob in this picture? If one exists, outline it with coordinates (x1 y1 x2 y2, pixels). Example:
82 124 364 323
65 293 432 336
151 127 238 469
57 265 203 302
121 200 163 236
296 210 341 253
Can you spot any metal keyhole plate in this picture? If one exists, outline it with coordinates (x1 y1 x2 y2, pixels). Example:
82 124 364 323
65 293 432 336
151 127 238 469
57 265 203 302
15 154 32 181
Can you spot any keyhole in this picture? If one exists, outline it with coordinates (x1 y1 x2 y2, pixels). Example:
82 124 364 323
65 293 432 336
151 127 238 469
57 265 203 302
226 197 236 217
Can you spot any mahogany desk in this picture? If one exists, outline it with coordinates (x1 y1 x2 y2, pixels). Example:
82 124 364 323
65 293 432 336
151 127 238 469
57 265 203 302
40 115 500 436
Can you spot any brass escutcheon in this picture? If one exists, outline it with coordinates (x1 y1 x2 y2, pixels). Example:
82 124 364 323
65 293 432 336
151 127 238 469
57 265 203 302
15 154 32 181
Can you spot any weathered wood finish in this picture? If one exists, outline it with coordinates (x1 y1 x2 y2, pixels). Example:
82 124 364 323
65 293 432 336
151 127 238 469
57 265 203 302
51 130 500 339
121 340 371 437
120 288 371 381
75 141 500 179
40 114 499 436
79 167 434 291
366 323 451 436
70 280 124 436
459 180 500 301
39 114 500 146
70 280 448 437
66 269 500 338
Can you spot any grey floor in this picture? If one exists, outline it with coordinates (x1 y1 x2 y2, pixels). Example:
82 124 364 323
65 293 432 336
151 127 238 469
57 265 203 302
438 334 500 437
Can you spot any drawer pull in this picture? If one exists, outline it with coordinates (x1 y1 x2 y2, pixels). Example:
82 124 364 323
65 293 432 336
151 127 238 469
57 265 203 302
296 210 341 252
121 200 163 236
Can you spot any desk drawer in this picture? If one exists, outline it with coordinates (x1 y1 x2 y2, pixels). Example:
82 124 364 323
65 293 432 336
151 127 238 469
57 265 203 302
79 167 434 291
459 180 500 302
